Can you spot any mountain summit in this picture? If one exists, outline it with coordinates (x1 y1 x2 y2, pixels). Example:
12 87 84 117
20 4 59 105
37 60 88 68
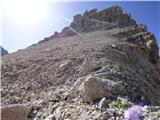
1 6 160 120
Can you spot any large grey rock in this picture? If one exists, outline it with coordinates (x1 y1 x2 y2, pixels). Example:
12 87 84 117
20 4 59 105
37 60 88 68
79 75 123 102
1 104 29 120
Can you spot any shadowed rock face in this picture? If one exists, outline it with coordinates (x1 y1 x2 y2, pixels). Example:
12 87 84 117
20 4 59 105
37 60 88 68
1 6 160 120
1 46 9 56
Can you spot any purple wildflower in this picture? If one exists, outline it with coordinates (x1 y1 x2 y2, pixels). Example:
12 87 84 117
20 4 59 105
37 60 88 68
123 105 144 120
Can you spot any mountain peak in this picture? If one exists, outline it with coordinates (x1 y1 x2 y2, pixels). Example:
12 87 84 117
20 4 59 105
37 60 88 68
69 5 136 33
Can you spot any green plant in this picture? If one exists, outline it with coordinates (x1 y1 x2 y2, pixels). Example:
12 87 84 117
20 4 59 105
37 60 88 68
156 111 160 117
111 99 132 109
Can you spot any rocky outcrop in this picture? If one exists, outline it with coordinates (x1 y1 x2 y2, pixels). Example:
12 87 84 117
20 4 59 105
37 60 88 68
1 46 8 56
1 104 29 120
112 24 159 63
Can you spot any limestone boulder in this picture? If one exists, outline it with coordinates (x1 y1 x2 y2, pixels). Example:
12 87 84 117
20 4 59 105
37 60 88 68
79 75 123 102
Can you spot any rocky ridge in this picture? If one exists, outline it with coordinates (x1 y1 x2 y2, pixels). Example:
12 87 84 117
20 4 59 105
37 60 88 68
1 6 160 120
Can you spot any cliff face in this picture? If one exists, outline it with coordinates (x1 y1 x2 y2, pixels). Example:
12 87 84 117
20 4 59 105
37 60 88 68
1 6 160 120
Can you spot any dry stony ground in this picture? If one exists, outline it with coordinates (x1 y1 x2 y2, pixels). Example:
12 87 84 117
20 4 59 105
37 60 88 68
1 27 160 120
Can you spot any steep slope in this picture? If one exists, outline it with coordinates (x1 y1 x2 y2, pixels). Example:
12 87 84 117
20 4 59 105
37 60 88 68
1 6 160 120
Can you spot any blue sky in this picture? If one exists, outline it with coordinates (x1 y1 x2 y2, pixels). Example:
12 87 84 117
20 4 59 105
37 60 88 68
1 1 160 53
